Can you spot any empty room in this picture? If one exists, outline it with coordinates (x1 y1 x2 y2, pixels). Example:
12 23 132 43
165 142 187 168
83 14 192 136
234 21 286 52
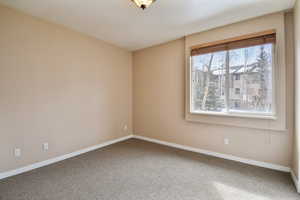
1 0 300 199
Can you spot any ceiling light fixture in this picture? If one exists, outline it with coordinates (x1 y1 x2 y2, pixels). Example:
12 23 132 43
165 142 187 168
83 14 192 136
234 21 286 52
131 0 156 10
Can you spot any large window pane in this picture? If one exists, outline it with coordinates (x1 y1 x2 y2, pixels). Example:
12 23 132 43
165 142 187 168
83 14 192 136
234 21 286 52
191 43 274 116
191 51 226 112
228 44 273 114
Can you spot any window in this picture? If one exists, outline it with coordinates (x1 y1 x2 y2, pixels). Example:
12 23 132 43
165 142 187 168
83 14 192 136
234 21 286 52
190 32 275 117
235 74 240 80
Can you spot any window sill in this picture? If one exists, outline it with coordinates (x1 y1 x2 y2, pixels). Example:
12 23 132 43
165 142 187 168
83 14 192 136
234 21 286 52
190 111 277 120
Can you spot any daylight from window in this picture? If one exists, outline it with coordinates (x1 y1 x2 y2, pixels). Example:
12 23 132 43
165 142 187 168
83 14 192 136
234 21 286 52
191 44 273 116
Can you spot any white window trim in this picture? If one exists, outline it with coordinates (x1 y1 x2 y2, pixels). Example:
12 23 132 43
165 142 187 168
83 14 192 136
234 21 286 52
190 110 276 120
185 24 287 131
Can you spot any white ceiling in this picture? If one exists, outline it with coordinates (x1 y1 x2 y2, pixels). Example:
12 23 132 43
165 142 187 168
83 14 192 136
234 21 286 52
0 0 296 51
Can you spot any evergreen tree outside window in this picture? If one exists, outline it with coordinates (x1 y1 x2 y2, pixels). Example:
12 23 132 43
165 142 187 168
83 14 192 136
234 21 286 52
190 33 275 116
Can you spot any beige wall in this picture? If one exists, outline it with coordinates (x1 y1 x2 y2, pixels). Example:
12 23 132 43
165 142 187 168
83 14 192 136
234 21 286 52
133 12 294 167
0 5 132 172
0 3 296 174
294 0 300 179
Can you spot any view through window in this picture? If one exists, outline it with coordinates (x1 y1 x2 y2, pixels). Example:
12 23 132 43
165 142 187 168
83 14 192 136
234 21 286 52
191 37 274 116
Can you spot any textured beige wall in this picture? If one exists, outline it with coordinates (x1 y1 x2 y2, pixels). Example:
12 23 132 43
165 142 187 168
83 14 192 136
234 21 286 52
133 13 294 167
0 5 132 172
294 0 300 178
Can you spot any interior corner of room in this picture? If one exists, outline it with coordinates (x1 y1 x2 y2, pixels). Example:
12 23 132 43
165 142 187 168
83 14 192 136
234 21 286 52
0 0 300 199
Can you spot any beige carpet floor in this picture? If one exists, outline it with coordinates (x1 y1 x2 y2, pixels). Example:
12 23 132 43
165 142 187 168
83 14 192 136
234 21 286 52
0 139 299 200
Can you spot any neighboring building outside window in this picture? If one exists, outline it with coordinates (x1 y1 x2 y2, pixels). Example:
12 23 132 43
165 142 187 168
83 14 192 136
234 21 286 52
190 33 275 117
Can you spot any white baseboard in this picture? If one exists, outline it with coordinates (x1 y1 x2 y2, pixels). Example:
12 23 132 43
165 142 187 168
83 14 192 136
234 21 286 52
0 135 133 180
132 135 291 172
1 134 298 193
291 170 300 193
133 135 300 192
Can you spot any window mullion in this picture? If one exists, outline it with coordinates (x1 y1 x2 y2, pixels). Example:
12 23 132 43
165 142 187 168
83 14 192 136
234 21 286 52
225 50 230 113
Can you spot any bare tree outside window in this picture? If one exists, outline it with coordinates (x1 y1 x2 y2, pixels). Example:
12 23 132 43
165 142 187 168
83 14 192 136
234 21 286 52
191 43 273 116
191 51 226 112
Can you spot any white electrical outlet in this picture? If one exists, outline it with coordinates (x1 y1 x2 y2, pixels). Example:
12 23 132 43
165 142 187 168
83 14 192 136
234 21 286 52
43 143 49 151
123 125 128 131
224 138 230 145
14 148 21 157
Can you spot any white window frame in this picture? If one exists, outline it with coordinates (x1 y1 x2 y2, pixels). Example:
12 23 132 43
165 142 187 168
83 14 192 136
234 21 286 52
188 37 277 120
185 16 287 131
